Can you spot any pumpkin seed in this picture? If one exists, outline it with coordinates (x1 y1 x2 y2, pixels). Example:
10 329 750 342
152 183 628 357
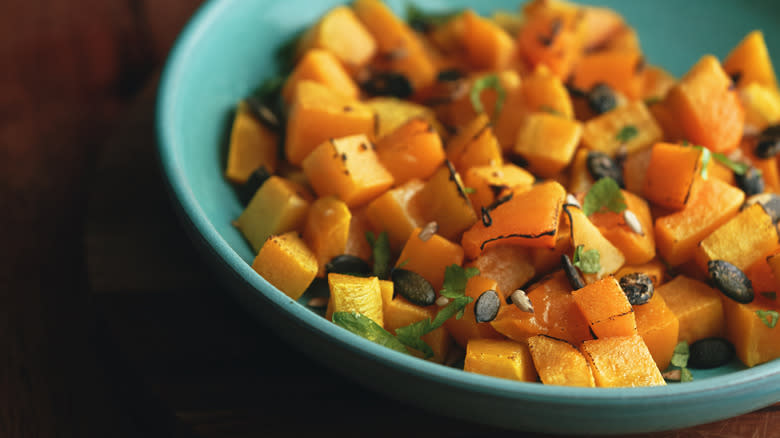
474 289 501 323
586 151 624 187
325 254 372 276
707 260 754 304
743 192 780 224
307 297 328 307
735 166 765 196
623 209 643 235
561 254 585 290
509 289 534 313
360 72 413 99
418 221 439 241
238 166 272 205
755 124 780 158
587 83 617 115
391 268 436 306
437 68 465 82
662 369 682 381
565 193 581 208
435 296 450 307
688 337 735 369
619 272 654 305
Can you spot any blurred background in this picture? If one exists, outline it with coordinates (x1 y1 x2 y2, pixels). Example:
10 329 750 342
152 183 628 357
0 1 776 437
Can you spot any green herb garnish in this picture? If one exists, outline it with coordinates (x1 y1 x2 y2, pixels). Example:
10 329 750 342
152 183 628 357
395 296 474 358
406 3 462 31
583 177 627 216
463 187 477 194
439 264 480 319
250 75 286 102
470 74 506 119
712 152 749 175
540 105 564 117
572 245 601 274
671 341 690 368
332 311 409 354
643 96 662 106
698 147 712 179
366 231 391 280
756 309 779 328
680 367 694 382
615 125 639 143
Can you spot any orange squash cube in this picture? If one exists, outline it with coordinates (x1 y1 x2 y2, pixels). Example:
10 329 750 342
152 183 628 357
302 134 394 208
694 203 780 273
665 55 744 154
461 9 515 70
252 231 318 300
513 112 583 178
446 114 504 174
327 273 384 328
656 275 725 343
567 206 626 278
520 65 574 119
464 338 538 382
654 177 744 266
467 244 535 297
741 137 780 194
571 50 644 100
581 101 662 157
367 97 442 140
530 218 573 275
621 147 653 195
344 206 373 261
641 65 677 102
527 335 595 387
723 297 780 367
225 101 279 183
580 335 666 387
285 80 375 165
303 196 352 276
567 148 594 195
462 181 565 259
298 6 376 73
437 71 522 134
282 49 359 102
396 227 464 292
633 292 680 370
588 190 656 265
463 164 535 213
491 271 592 345
374 118 445 185
767 249 780 291
517 6 582 79
723 30 778 90
379 280 451 363
642 143 702 210
364 179 425 252
572 276 637 338
445 276 505 348
614 258 667 288
415 163 478 242
739 82 780 132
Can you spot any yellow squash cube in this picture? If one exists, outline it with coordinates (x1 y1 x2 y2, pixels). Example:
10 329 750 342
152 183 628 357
513 112 583 178
527 335 595 387
225 101 279 183
327 273 384 328
656 275 724 343
302 196 351 276
464 339 538 382
580 335 666 387
581 101 662 157
252 231 317 300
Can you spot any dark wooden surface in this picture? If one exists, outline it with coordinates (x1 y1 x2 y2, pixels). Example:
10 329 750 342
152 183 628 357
1 1 778 437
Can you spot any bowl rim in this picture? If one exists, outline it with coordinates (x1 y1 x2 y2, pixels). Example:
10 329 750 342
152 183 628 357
156 0 780 415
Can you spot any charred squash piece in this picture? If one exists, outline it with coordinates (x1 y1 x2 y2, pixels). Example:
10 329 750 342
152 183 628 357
527 335 595 387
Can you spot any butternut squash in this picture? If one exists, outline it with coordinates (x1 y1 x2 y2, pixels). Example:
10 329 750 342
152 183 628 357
327 273 384 327
252 231 318 300
462 164 535 213
461 9 515 71
225 101 279 184
656 275 725 343
303 196 351 276
527 335 595 387
375 117 445 185
572 276 637 338
282 49 359 102
364 179 425 252
580 335 666 387
297 6 377 73
513 112 583 178
396 227 465 292
464 338 538 382
633 292 679 370
642 142 702 210
723 30 778 90
445 275 505 347
467 244 535 297
415 163 478 242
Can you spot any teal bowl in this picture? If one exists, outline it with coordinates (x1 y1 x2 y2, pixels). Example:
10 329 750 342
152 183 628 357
157 0 780 434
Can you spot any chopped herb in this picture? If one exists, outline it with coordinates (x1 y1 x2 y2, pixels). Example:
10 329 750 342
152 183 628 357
671 341 690 368
572 245 601 274
540 105 564 117
463 186 476 194
761 291 777 300
406 3 462 32
332 312 409 354
250 75 286 102
615 125 639 143
470 74 506 119
439 264 480 319
681 367 694 382
713 152 749 175
395 296 473 358
582 177 627 216
397 259 410 268
756 309 779 328
366 231 391 280
699 147 711 179
643 96 662 106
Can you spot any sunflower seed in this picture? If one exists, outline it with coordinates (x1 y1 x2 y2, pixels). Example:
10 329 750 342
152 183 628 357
509 289 534 313
565 193 581 208
623 209 644 236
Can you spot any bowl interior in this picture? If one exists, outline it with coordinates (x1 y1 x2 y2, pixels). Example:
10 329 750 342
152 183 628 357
158 0 780 433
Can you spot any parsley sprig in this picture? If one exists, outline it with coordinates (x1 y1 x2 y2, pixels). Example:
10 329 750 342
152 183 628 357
756 309 779 328
572 245 601 274
665 341 694 383
366 231 391 280
583 177 627 216
439 264 480 318
332 312 408 354
615 125 638 143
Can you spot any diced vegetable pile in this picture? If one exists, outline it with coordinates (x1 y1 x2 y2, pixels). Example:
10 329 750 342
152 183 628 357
225 0 780 387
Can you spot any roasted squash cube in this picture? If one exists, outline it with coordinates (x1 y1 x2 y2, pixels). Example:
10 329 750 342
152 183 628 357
527 335 595 387
446 114 504 175
740 82 780 132
642 142 703 210
655 177 744 266
282 49 359 102
415 163 478 242
567 148 594 195
375 118 445 185
581 101 662 157
530 218 573 275
303 134 394 208
571 50 644 100
615 258 666 288
298 6 376 72
517 6 582 79
656 275 724 343
491 271 592 344
344 207 373 261
695 203 780 272
367 97 442 140
237 176 312 253
463 164 535 213
621 147 653 195
566 205 626 278
445 276 505 348
225 101 279 184
665 55 744 153
327 273 384 327
364 179 425 252
723 297 780 367
379 280 451 363
285 80 375 165
767 249 780 291
633 292 679 370
251 231 318 300
462 181 565 259
467 244 535 297
580 335 666 387
588 190 655 265
464 338 537 382
513 113 583 178
641 65 677 102
303 196 351 276
572 276 637 338
723 30 778 90
461 9 515 70
396 227 464 292
520 65 574 119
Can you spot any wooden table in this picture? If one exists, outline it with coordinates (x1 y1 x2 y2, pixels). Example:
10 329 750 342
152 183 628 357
1 1 777 436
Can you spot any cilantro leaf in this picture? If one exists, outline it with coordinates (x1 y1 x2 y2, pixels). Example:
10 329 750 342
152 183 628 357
470 74 506 119
670 341 690 368
615 125 638 143
756 309 779 328
250 75 286 102
395 296 473 358
440 265 480 299
698 147 711 179
463 187 476 194
572 245 601 274
643 96 662 106
583 177 627 216
540 105 564 117
713 152 749 175
680 367 694 382
366 231 391 280
332 312 409 354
